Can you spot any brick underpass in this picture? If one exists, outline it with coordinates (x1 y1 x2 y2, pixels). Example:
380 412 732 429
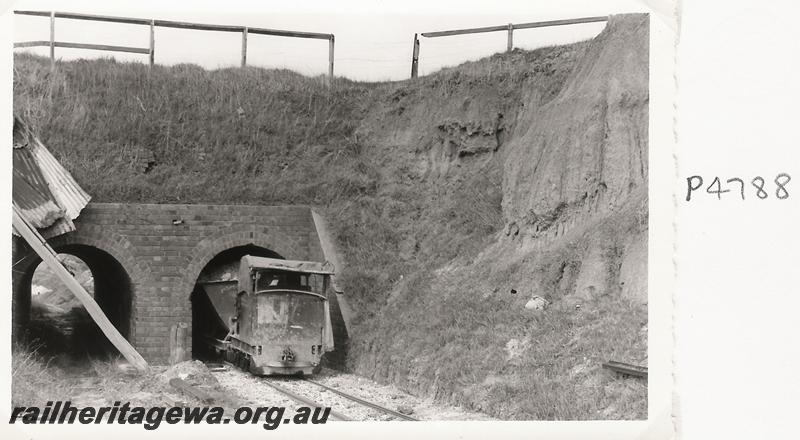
12 203 349 366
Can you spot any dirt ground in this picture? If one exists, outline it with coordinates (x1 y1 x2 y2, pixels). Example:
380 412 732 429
13 356 493 421
214 366 494 421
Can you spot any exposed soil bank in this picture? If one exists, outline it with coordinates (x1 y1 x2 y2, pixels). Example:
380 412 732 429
345 14 648 420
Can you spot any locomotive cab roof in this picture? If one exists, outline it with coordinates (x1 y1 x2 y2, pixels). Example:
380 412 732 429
238 255 335 295
240 255 335 275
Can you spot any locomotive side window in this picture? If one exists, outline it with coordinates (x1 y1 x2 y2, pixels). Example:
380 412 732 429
254 270 325 294
256 270 306 291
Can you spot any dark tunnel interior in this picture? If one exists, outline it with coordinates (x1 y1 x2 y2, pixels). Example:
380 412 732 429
17 244 133 364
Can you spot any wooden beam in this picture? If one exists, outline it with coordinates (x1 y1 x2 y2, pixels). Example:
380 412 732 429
422 24 507 38
328 36 335 81
13 9 334 69
15 40 150 55
12 205 149 372
410 33 419 78
247 27 332 40
49 11 54 69
241 27 248 67
421 16 609 38
14 10 333 39
149 20 155 67
169 323 189 364
13 10 51 18
16 10 151 25
13 40 50 48
507 23 513 52
54 41 150 54
513 16 608 30
152 19 243 33
55 11 150 25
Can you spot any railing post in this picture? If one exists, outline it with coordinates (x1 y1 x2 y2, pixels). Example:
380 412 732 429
328 35 334 83
410 33 419 78
507 23 513 52
241 27 248 67
149 19 155 67
49 11 55 69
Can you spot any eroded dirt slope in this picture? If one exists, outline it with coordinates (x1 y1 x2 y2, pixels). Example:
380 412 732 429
344 14 649 420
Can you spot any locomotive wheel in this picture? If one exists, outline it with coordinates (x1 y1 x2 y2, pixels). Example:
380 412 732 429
236 352 250 371
235 351 245 370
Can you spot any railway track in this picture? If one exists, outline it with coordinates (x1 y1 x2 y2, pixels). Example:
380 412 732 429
301 378 419 421
265 377 419 421
218 362 418 421
261 378 353 421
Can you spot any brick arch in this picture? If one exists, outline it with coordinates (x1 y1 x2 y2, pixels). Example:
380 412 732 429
11 226 151 343
179 225 302 299
12 226 151 297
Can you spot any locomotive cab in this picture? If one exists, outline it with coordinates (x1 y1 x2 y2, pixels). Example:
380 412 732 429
225 256 335 375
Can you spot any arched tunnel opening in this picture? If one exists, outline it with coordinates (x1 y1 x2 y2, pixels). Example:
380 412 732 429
190 245 283 361
18 244 133 366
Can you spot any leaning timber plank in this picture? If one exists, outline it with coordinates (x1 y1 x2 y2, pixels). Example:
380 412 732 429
12 205 149 372
169 378 215 404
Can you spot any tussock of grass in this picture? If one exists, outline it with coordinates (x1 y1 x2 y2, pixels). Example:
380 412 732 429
14 53 374 205
12 343 206 409
12 342 75 407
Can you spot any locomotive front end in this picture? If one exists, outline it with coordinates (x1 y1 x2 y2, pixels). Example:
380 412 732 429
225 256 336 376
249 289 329 375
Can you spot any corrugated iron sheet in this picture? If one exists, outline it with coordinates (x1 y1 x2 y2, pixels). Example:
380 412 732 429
29 135 91 221
12 166 64 228
12 117 91 237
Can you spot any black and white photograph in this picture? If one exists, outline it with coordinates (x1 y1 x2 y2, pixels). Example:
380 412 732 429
4 0 677 438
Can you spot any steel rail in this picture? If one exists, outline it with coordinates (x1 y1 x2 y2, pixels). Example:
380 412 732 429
262 379 353 421
303 378 419 421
